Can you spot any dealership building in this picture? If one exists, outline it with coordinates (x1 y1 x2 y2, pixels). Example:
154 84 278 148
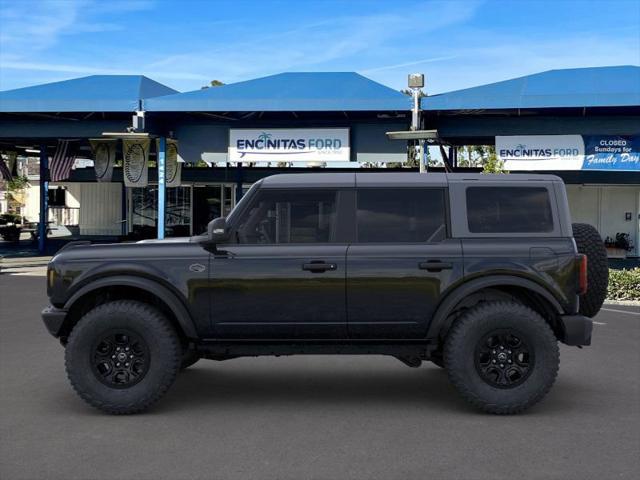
0 66 638 256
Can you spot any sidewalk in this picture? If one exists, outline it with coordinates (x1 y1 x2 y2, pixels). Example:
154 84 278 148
0 255 52 273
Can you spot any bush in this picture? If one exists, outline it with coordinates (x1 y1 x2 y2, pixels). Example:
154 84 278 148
607 268 640 301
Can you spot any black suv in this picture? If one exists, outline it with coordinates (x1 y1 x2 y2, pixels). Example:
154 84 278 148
42 173 608 414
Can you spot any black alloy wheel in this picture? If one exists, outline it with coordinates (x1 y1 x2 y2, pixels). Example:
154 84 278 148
91 330 150 388
474 330 533 388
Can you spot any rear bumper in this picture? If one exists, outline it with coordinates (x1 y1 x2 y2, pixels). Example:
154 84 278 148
560 314 593 346
41 305 68 338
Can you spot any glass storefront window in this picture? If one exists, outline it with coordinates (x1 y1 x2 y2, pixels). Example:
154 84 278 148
130 186 191 239
166 187 191 237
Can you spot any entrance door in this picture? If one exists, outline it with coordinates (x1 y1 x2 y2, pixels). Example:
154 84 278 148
210 188 348 339
347 187 463 338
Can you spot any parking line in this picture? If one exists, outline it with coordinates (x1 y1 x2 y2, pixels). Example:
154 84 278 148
601 308 640 316
593 321 607 325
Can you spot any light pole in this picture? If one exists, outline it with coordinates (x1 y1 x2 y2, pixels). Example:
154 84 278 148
408 73 425 172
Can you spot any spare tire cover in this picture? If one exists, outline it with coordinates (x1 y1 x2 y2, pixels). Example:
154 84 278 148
572 223 608 318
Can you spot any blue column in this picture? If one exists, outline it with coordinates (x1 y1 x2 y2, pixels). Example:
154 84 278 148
157 137 166 239
38 145 48 254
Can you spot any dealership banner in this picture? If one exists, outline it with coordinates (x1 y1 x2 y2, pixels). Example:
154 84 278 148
496 135 585 170
229 128 350 162
497 135 640 171
122 138 150 187
156 138 182 187
582 136 640 171
90 139 116 182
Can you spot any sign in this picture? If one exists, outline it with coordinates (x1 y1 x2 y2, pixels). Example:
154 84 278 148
582 136 640 171
496 135 584 170
122 138 150 187
229 128 350 162
90 139 116 182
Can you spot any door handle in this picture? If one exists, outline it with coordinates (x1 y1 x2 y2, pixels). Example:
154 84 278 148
302 262 337 273
418 261 453 272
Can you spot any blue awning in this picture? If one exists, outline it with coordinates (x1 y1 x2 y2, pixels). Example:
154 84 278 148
0 75 178 113
422 66 640 111
145 72 411 112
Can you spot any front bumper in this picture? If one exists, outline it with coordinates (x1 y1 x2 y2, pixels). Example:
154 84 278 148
42 305 68 338
560 314 593 346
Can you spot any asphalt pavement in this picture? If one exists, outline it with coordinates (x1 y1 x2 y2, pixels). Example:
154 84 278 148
1 272 638 480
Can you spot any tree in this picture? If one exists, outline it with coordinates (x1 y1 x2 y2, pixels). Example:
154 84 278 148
481 147 507 174
201 80 225 89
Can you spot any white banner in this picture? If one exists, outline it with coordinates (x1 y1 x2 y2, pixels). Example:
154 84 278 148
156 138 181 187
123 138 150 187
229 128 350 162
90 139 116 182
496 135 585 170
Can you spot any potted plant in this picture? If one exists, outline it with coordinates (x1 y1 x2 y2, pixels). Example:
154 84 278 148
604 233 634 259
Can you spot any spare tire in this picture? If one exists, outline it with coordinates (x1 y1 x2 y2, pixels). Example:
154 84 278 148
572 223 608 317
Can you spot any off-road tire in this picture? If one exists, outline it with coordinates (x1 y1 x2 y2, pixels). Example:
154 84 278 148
65 300 181 414
181 349 200 370
572 223 608 318
444 301 559 414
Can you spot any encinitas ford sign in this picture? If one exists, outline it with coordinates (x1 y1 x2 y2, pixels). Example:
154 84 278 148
229 128 350 162
497 135 640 171
496 135 585 170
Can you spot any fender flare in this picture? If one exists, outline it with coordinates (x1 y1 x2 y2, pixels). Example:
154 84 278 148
64 275 198 339
426 275 565 340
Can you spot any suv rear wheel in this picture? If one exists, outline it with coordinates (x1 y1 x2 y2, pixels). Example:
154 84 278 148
444 301 559 414
65 300 181 414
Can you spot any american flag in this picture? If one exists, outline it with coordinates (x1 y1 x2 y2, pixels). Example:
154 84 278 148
0 156 12 181
49 140 79 182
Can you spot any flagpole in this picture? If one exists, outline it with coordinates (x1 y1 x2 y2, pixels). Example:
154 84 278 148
38 144 48 254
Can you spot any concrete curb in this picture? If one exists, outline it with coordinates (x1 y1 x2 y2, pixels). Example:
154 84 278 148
604 299 640 307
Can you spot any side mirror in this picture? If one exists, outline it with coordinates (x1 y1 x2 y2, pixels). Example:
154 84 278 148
207 217 230 243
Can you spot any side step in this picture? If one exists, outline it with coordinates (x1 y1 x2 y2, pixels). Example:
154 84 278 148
197 340 436 360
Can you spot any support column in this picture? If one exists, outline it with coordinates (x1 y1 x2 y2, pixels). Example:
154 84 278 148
157 137 166 239
235 163 244 204
38 145 48 254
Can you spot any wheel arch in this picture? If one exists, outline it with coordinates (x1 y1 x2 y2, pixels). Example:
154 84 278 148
427 275 565 342
61 275 198 342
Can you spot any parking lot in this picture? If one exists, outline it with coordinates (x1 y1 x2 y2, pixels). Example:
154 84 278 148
0 272 638 480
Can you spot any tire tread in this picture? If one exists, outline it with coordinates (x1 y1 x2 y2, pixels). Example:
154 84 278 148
65 300 181 415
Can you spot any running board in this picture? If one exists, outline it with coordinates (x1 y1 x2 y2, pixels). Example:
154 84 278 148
196 340 436 359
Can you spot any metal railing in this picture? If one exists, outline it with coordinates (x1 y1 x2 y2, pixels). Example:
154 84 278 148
48 206 79 226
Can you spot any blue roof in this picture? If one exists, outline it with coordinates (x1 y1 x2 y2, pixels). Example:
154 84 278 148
422 66 640 111
0 75 178 113
145 72 411 112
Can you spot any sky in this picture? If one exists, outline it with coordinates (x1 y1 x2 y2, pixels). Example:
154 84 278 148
0 0 639 94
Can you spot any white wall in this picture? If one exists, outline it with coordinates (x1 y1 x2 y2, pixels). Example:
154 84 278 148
22 181 40 222
77 182 122 235
566 185 640 256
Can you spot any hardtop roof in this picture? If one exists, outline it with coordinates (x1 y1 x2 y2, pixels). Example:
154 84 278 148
259 172 562 188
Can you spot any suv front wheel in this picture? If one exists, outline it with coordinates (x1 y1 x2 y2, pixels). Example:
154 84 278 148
444 301 559 414
65 300 182 414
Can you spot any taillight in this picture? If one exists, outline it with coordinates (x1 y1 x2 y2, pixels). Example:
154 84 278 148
577 254 588 295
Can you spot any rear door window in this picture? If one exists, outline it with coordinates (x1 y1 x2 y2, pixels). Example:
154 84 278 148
356 188 447 243
466 187 553 233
